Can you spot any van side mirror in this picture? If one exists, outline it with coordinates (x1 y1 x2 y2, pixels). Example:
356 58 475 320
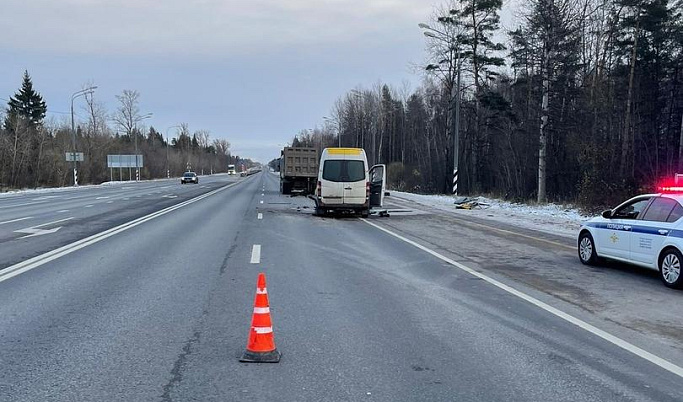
601 210 612 219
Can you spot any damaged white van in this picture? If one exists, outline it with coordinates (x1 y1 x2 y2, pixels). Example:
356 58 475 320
314 148 385 217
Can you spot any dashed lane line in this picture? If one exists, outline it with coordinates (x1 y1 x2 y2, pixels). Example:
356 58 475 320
258 213 263 220
0 217 33 226
361 218 683 380
250 245 261 264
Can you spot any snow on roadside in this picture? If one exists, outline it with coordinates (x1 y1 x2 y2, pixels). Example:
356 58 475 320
389 191 590 239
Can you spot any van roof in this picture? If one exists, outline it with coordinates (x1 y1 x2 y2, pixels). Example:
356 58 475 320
324 148 363 155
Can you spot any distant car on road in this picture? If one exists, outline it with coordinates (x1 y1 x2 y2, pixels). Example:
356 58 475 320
181 171 199 184
578 189 683 288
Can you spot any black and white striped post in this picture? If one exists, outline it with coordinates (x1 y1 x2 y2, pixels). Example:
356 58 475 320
452 168 458 195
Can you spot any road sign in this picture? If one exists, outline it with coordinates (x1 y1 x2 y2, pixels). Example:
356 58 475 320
107 155 144 168
65 152 84 162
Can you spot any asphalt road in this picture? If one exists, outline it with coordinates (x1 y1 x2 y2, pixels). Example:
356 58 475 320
0 174 239 269
0 172 681 401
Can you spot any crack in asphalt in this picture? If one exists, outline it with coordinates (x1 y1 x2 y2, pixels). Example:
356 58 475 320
220 240 240 275
160 329 202 402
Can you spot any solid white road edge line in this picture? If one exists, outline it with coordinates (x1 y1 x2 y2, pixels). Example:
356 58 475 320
0 181 241 284
360 218 683 379
250 245 261 264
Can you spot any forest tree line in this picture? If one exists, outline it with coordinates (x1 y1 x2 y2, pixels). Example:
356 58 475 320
1 72 254 190
291 0 683 207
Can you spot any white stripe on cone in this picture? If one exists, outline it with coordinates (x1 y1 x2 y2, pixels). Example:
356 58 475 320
253 327 273 334
253 307 270 314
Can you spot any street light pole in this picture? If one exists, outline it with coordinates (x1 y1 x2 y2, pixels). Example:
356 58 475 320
133 113 153 181
420 22 461 195
452 53 461 196
70 86 97 186
166 125 181 179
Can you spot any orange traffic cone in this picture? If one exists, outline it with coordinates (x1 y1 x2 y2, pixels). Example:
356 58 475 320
239 273 281 363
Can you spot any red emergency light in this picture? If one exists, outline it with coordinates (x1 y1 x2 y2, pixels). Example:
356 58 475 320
658 186 683 193
658 174 683 193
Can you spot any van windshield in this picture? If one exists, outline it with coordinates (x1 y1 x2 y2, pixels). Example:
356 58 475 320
323 160 365 182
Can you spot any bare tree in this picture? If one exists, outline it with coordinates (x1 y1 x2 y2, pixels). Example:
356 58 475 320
112 90 140 137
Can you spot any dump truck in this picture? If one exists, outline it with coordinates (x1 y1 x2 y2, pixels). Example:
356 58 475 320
279 147 319 195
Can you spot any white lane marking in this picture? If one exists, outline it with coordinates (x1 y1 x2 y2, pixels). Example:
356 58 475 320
257 213 263 220
31 217 74 228
2 201 46 208
259 200 264 204
0 217 33 226
360 218 683 380
32 196 60 201
0 181 243 284
250 245 261 264
57 210 69 213
162 195 178 199
85 205 93 208
261 193 264 196
95 196 110 200
107 201 113 204
14 217 74 239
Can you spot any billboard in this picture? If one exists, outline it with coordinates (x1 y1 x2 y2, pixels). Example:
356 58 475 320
107 155 143 168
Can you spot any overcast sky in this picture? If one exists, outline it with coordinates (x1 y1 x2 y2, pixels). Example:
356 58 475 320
1 0 518 163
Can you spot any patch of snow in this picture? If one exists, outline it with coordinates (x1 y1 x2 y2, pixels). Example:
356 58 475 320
390 191 590 239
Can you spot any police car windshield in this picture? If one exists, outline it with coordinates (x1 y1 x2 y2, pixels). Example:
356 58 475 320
183 172 195 177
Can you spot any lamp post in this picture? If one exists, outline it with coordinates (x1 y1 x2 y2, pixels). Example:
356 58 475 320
133 112 153 181
166 124 181 178
419 22 461 195
71 86 97 186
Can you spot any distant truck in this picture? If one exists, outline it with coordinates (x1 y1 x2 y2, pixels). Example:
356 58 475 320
279 147 319 195
227 164 236 175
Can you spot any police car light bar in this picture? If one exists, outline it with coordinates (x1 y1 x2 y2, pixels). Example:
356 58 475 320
659 186 683 193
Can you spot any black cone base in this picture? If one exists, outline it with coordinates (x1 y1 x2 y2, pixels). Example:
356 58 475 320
239 349 281 363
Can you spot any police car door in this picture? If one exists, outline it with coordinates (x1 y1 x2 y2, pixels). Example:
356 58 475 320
599 196 652 260
630 197 683 265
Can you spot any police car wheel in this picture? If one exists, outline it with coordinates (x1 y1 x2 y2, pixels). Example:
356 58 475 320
578 232 598 265
659 248 683 289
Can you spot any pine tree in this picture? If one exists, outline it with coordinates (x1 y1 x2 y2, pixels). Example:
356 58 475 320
4 70 47 130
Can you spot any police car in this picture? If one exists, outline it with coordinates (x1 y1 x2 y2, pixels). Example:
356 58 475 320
578 189 683 288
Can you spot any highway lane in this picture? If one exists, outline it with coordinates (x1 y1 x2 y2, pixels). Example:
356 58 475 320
0 174 242 270
0 171 681 401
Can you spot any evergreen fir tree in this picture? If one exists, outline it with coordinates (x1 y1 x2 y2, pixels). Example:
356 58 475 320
4 70 47 130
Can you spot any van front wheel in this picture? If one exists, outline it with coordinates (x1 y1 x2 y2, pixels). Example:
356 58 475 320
361 210 369 218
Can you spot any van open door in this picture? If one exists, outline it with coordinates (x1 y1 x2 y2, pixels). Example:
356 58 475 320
369 164 386 208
